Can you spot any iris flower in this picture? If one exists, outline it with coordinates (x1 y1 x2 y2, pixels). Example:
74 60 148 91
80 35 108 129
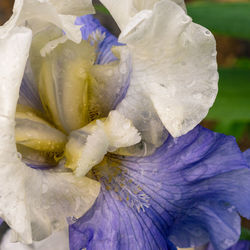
0 0 250 249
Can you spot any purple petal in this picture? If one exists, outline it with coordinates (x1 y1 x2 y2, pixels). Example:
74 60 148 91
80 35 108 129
76 15 130 111
18 71 44 111
69 126 250 250
206 240 250 250
243 149 250 167
75 15 121 64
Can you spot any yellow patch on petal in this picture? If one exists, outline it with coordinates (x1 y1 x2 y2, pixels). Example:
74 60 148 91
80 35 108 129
31 29 97 133
15 108 67 153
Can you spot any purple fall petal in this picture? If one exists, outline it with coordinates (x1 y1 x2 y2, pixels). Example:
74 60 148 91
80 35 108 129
206 240 250 250
69 126 250 250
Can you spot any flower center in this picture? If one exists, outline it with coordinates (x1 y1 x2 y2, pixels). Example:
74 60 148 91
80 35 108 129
15 29 141 176
89 155 150 212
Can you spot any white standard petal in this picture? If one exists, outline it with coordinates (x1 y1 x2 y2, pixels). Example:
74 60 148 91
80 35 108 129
0 27 32 118
65 110 141 177
0 0 95 45
0 27 100 244
1 229 69 250
117 0 218 137
100 0 186 31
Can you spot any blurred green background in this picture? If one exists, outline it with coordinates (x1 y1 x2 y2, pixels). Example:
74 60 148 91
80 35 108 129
0 0 250 237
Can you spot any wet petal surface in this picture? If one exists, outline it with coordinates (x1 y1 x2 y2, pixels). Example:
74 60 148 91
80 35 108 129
69 126 250 250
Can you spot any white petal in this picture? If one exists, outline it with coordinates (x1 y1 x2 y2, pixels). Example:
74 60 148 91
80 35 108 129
0 0 95 44
1 229 69 250
65 111 141 177
89 46 131 118
117 0 218 137
100 47 168 155
99 0 186 31
0 27 100 244
0 27 32 118
0 124 100 244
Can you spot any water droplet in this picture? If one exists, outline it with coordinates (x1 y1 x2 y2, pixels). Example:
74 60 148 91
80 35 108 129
42 183 49 194
51 220 60 230
204 30 211 36
106 69 113 76
227 205 235 213
193 93 202 100
212 51 217 57
182 16 189 23
43 204 50 210
123 122 130 130
75 197 81 212
17 152 22 160
187 80 196 88
119 63 127 74
182 163 208 182
223 239 235 248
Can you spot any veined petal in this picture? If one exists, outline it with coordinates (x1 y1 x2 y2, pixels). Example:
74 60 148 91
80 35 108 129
0 0 95 47
89 46 131 118
206 240 250 250
104 0 218 138
31 31 96 133
76 15 121 64
0 27 100 243
99 0 186 31
69 126 250 250
65 110 141 177
243 149 250 166
0 27 32 118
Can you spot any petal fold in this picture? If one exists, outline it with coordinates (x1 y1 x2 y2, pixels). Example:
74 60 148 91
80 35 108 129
65 110 141 176
100 0 218 138
0 26 100 244
118 0 218 138
69 126 250 250
0 0 95 47
1 229 69 250
100 0 186 31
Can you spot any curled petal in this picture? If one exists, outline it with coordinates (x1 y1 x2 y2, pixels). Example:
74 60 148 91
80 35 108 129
0 111 100 244
69 126 250 249
0 27 32 118
65 110 141 176
0 0 95 45
1 229 69 250
103 0 218 138
76 14 121 64
206 240 250 250
0 27 100 243
100 0 186 31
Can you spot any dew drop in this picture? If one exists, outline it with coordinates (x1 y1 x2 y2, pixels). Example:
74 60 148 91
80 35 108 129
43 204 50 210
119 63 127 74
123 121 130 130
75 197 81 212
42 183 49 194
223 239 235 248
51 220 60 230
212 51 217 57
204 30 211 36
182 16 189 23
106 69 113 76
193 93 202 100
17 152 22 160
